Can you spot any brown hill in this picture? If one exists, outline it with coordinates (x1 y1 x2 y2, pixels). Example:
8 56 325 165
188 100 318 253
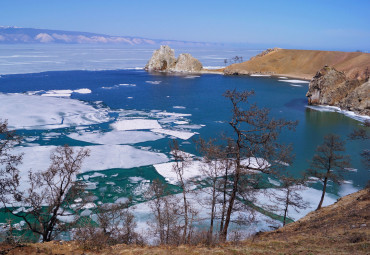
223 48 370 80
1 188 368 254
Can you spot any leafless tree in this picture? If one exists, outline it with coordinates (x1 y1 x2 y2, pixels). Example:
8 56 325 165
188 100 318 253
307 134 350 210
348 120 369 168
74 201 142 250
0 145 90 242
170 140 198 244
268 173 308 226
0 120 23 201
146 179 182 245
219 89 297 240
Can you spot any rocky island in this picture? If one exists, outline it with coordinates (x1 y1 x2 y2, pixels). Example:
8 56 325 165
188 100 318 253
144 45 203 73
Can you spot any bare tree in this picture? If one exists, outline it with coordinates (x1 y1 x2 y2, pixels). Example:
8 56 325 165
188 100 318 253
146 179 182 245
307 134 350 210
219 90 297 240
348 120 369 168
268 173 308 226
196 137 223 243
170 140 198 244
0 120 23 201
0 145 90 242
75 201 142 250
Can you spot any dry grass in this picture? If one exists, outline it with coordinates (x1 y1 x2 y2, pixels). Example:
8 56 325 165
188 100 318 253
1 189 369 255
223 49 370 80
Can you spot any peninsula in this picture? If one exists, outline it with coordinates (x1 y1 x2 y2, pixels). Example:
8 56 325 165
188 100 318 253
223 48 370 81
222 48 370 116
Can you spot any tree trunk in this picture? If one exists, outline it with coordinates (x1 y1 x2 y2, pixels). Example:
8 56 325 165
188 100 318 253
283 189 290 226
317 176 328 210
221 161 240 241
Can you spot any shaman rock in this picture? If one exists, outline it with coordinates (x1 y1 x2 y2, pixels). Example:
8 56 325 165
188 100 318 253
145 46 203 73
170 53 203 72
144 45 176 71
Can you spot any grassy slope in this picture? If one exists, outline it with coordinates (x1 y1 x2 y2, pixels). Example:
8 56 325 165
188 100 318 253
2 188 369 254
223 49 370 80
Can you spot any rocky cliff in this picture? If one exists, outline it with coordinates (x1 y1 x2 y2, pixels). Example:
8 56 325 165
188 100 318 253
144 45 203 73
307 66 370 115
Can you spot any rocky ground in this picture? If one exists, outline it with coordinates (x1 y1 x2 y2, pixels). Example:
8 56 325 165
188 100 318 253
1 188 368 254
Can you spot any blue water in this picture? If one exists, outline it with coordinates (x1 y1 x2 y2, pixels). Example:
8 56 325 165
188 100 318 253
0 69 368 191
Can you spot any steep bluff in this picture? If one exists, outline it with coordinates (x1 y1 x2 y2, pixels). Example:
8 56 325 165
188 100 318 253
306 66 369 115
144 45 203 73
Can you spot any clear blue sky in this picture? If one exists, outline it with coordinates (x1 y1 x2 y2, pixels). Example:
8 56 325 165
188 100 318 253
1 0 370 50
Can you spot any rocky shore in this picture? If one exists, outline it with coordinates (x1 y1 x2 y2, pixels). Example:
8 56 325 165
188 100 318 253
222 48 370 116
306 66 369 115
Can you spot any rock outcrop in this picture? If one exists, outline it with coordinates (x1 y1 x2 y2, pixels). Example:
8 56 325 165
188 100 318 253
170 53 203 72
145 45 203 73
306 66 370 115
144 45 176 71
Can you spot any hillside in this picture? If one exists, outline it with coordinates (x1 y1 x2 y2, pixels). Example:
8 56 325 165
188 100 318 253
223 48 370 80
1 188 368 254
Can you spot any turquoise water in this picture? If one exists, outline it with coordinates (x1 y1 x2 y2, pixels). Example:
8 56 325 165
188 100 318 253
0 70 367 189
0 46 368 237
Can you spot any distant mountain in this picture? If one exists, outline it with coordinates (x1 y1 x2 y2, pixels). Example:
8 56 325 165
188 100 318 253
0 26 215 46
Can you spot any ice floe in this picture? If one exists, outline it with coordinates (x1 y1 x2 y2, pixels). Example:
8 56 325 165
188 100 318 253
39 88 92 97
145 81 162 85
154 157 267 185
151 128 196 140
154 161 203 185
10 145 168 194
254 186 338 221
0 93 110 130
111 119 162 131
68 130 164 145
173 106 186 109
174 121 189 125
306 105 370 122
156 111 192 117
278 79 309 84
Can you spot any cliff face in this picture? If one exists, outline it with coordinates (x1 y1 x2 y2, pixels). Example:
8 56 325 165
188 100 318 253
307 66 369 115
144 45 177 71
144 45 203 73
223 49 370 81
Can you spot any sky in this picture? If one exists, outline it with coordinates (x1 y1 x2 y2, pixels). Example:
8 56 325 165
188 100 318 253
1 0 370 50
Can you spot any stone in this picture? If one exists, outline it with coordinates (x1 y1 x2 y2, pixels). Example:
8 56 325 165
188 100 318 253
145 45 203 73
306 65 369 115
170 53 203 72
144 45 176 71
